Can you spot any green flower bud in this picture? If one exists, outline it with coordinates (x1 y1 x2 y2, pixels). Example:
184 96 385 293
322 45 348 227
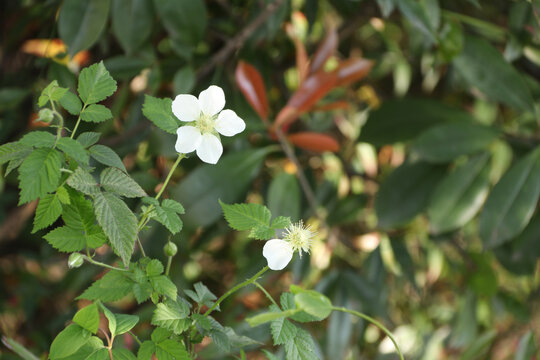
37 108 54 123
163 241 178 257
68 253 84 268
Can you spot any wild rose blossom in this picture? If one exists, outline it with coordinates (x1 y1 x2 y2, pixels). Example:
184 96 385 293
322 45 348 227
262 221 315 270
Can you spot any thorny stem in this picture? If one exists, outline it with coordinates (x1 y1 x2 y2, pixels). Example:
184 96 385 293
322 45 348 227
70 103 87 139
204 266 269 317
253 281 278 307
81 254 129 272
331 306 405 360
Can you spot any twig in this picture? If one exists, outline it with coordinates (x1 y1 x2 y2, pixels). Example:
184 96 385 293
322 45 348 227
196 0 285 80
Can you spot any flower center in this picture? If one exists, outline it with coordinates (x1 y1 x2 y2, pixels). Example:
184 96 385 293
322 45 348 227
283 221 314 257
196 113 215 134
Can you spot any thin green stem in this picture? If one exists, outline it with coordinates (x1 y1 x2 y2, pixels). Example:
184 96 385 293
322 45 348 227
70 103 87 139
331 306 404 360
50 101 64 146
128 331 142 346
82 255 129 272
204 266 269 317
165 256 172 276
253 281 278 307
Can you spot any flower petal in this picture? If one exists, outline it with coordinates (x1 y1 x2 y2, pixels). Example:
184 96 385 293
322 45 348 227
196 133 223 164
172 94 201 122
263 239 293 271
175 126 202 154
198 85 225 116
215 109 246 137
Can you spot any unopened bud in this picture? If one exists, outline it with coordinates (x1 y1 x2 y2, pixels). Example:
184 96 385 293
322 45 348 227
163 242 178 257
37 108 54 123
68 253 84 268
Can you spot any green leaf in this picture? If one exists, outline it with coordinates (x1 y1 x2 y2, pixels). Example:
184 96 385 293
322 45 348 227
262 349 280 360
151 327 172 343
428 154 492 234
1 337 40 360
56 186 70 204
100 167 146 198
220 201 271 231
151 276 178 299
58 1 110 56
146 259 164 276
515 331 536 360
115 314 139 335
19 131 56 148
246 309 300 327
170 148 271 228
397 0 437 43
78 61 117 104
161 199 185 214
184 282 217 308
67 167 100 196
479 147 540 248
80 104 113 123
291 285 333 321
453 35 535 113
360 98 475 146
411 123 499 163
142 95 180 134
59 91 83 115
460 330 497 360
77 132 101 148
270 305 298 345
93 192 138 267
73 303 100 334
137 341 155 360
173 66 195 94
268 173 300 222
153 0 207 46
192 313 211 331
0 142 31 166
151 299 190 334
153 205 183 234
79 270 134 302
375 161 446 229
44 226 86 252
57 337 107 360
57 137 90 165
89 144 126 172
155 339 190 360
133 282 153 304
112 0 154 54
99 303 117 336
49 324 91 359
18 148 63 204
248 225 276 241
111 348 137 360
280 292 324 323
38 81 68 106
284 327 319 360
63 192 107 249
32 192 62 233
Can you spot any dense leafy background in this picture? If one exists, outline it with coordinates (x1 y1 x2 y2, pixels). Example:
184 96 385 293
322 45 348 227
1 0 540 359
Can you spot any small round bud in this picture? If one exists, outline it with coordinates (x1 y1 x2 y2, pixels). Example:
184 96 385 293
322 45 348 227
68 253 84 268
37 108 54 123
163 242 178 257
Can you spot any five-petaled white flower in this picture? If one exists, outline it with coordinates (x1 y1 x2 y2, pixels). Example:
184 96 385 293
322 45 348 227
263 221 315 270
172 85 246 164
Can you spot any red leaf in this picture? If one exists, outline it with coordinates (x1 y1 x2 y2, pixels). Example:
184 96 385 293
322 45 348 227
285 23 309 84
288 132 340 153
310 28 338 74
235 61 269 120
312 101 350 112
335 58 373 86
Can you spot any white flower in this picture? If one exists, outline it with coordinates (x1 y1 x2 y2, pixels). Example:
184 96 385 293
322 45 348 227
172 85 246 164
262 221 316 271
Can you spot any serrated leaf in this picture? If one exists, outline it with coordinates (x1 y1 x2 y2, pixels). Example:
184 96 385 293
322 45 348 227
137 341 155 360
44 226 86 252
271 216 292 229
18 148 63 204
151 327 172 343
116 314 139 335
142 197 159 206
151 299 190 334
249 225 275 240
192 313 212 331
99 303 117 336
73 303 100 334
100 167 146 198
146 259 164 276
0 141 31 166
77 132 101 148
142 95 180 134
39 81 68 106
78 62 117 104
150 276 178 300
111 348 137 360
219 201 272 231
161 199 184 214
49 324 92 359
79 270 134 302
81 104 113 123
133 282 153 304
155 339 190 360
56 186 70 204
284 327 319 360
67 167 100 196
270 305 298 345
59 91 83 115
32 192 62 233
154 205 183 234
93 192 138 267
89 144 126 172
184 282 217 308
57 137 90 165
63 192 107 249
208 327 230 352
19 131 56 148
479 147 540 248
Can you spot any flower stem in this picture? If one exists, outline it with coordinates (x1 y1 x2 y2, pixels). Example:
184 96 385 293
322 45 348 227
70 103 87 139
156 153 185 200
165 256 172 276
253 281 278 307
331 306 404 360
204 266 269 317
81 255 129 272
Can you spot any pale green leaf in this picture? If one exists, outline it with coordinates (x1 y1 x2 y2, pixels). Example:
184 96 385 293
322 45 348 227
49 324 91 359
99 303 117 336
59 91 83 115
272 216 292 229
0 141 31 166
219 201 271 231
142 95 179 134
249 225 275 240
93 192 138 267
291 285 332 321
146 259 164 276
151 299 190 334
155 339 190 360
78 270 134 302
73 303 100 334
32 192 63 233
77 132 101 148
270 305 298 345
161 199 184 214
150 275 178 299
81 104 113 123
44 226 86 252
67 167 100 196
284 327 319 360
89 144 126 172
57 137 90 165
39 80 68 106
78 61 117 104
115 314 139 335
100 167 146 198
111 348 137 360
137 341 155 360
57 186 70 204
18 148 63 204
154 205 183 234
19 131 56 148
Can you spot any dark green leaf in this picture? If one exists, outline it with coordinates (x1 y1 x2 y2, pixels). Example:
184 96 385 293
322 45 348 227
0 142 31 166
153 0 207 45
150 276 178 299
32 192 63 233
44 226 86 252
77 132 101 148
59 91 83 115
67 167 100 196
173 66 195 94
111 0 154 54
78 61 117 104
78 270 134 302
89 144 126 172
19 131 56 148
18 148 62 204
142 95 180 134
57 137 90 165
100 167 146 198
153 205 183 234
80 104 113 123
397 0 437 42
151 299 190 334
